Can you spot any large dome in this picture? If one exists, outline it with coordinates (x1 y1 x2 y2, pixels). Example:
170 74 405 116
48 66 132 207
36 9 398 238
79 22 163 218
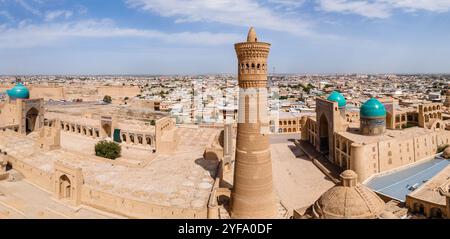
327 91 346 108
311 170 385 219
6 82 30 100
360 98 386 118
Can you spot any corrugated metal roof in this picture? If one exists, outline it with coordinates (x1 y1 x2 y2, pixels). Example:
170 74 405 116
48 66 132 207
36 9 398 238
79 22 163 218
365 157 450 202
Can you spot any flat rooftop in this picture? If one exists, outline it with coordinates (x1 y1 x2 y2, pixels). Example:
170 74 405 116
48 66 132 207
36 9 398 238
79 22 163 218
0 127 219 210
365 157 450 202
45 102 167 119
339 126 436 144
408 160 450 206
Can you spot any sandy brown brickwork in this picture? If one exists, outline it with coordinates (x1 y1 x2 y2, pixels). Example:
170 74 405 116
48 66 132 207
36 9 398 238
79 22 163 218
230 27 277 219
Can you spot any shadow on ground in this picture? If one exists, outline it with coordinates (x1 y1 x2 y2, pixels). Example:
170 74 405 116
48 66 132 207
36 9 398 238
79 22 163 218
194 158 219 178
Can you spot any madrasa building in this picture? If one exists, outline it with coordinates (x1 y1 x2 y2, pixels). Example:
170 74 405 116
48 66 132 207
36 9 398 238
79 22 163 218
300 91 450 182
296 91 450 219
0 82 177 156
0 82 44 134
0 82 226 219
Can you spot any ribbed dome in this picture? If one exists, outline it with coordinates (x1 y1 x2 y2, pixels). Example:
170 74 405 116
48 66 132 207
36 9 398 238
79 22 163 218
7 83 30 100
311 170 385 219
360 98 386 118
327 91 346 108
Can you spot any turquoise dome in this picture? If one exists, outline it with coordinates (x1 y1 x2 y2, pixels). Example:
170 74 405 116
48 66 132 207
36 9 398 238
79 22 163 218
360 98 386 118
327 91 346 108
7 83 30 99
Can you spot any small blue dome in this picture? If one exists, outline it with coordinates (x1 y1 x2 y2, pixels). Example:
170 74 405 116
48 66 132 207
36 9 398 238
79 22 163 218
361 98 386 118
7 83 30 99
327 91 346 108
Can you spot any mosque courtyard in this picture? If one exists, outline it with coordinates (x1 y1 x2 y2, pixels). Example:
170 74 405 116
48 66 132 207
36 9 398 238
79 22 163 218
270 134 335 213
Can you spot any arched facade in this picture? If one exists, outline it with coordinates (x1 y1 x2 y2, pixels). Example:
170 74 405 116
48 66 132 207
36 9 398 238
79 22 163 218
50 117 157 150
59 174 72 199
53 161 83 206
277 115 301 134
313 96 347 162
25 107 39 134
319 114 330 152
419 103 443 128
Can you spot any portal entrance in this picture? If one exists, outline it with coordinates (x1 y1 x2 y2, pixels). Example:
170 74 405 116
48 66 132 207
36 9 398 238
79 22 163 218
25 107 39 134
59 175 71 199
319 114 329 154
430 208 442 218
102 124 112 138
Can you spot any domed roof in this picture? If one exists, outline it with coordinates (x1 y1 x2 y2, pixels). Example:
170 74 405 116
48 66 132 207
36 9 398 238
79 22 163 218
340 169 357 179
247 27 258 42
327 91 346 108
311 170 385 219
7 82 30 99
360 98 386 118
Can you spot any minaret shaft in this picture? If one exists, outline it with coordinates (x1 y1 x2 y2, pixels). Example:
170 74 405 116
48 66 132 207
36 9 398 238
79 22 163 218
230 27 277 219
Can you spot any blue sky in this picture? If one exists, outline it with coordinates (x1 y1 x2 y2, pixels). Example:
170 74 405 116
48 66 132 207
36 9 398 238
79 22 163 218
1 0 450 75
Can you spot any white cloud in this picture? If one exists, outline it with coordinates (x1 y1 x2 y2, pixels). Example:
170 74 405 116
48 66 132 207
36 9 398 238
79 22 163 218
76 5 88 15
0 19 242 48
268 0 305 9
0 10 14 21
44 10 73 22
382 0 450 12
15 0 41 16
317 0 450 18
125 0 316 37
318 0 390 18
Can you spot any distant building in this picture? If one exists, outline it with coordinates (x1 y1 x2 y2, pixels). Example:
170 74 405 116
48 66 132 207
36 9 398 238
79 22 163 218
0 82 44 134
428 92 442 102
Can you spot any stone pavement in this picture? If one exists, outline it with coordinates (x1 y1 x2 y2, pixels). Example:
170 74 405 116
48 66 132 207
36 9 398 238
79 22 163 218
270 135 334 215
296 140 342 184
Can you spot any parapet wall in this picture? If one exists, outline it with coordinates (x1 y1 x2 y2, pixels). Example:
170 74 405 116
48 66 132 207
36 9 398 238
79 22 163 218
7 156 53 192
6 153 209 218
405 195 448 218
352 129 450 182
80 186 207 219
30 87 65 100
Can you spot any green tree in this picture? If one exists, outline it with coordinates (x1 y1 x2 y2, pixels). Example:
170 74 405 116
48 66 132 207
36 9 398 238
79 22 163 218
300 83 315 94
103 95 112 104
95 141 121 160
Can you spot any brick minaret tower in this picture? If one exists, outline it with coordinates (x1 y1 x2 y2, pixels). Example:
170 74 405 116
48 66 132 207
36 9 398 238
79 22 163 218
230 27 277 218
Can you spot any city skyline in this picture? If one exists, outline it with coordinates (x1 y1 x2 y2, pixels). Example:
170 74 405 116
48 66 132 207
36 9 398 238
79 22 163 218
1 0 450 75
0 24 449 221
